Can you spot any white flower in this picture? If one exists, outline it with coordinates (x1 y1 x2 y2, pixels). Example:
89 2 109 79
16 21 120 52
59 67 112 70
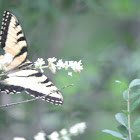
60 129 71 140
47 57 57 73
69 122 86 136
47 57 57 63
69 125 78 136
69 60 83 73
34 58 45 67
0 63 6 71
4 53 13 64
49 63 57 74
48 131 59 140
60 128 68 135
34 131 46 140
68 72 72 77
64 61 69 70
56 59 65 70
76 122 86 133
13 137 26 140
34 58 45 72
68 61 74 68
0 53 13 70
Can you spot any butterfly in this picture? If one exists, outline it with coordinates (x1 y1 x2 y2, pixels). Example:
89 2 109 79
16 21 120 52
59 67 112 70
0 11 63 105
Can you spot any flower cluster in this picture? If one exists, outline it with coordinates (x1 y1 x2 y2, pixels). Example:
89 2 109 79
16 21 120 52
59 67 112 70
34 131 46 140
44 122 86 140
13 122 86 140
34 57 83 76
0 56 83 77
69 122 87 136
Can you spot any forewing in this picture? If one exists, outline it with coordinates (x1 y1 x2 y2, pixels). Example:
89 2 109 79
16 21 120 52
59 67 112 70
0 11 28 71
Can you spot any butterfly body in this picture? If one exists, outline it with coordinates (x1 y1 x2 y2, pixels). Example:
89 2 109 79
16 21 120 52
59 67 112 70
0 11 63 105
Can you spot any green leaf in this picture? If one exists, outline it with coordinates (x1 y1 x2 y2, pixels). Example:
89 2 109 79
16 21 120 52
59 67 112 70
117 125 129 137
115 80 128 88
130 98 140 112
115 80 122 83
130 89 140 99
129 79 140 89
0 69 4 74
122 110 130 115
123 90 128 101
115 113 128 127
102 129 125 139
133 117 140 126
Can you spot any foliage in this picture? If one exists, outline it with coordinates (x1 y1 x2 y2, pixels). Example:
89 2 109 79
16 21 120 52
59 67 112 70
0 0 140 140
102 79 140 140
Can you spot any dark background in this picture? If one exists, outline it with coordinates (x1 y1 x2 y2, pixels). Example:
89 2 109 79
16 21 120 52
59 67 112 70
0 0 140 140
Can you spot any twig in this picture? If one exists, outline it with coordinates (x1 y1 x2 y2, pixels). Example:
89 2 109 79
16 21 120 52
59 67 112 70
0 98 38 108
59 84 73 91
0 84 73 108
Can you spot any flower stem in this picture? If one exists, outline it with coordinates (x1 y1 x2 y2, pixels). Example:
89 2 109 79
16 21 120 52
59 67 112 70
127 88 132 140
40 66 49 69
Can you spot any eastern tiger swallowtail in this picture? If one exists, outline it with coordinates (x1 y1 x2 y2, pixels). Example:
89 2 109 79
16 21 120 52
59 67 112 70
0 11 63 105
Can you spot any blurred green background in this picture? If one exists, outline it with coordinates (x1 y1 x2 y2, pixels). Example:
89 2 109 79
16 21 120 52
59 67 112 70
1 0 140 140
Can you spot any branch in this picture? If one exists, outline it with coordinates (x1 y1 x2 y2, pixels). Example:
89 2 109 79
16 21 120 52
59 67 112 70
0 98 38 108
0 84 73 108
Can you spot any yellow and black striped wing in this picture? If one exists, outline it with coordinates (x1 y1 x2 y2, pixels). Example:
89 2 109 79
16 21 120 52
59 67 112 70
0 70 63 105
0 11 27 71
0 11 63 105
